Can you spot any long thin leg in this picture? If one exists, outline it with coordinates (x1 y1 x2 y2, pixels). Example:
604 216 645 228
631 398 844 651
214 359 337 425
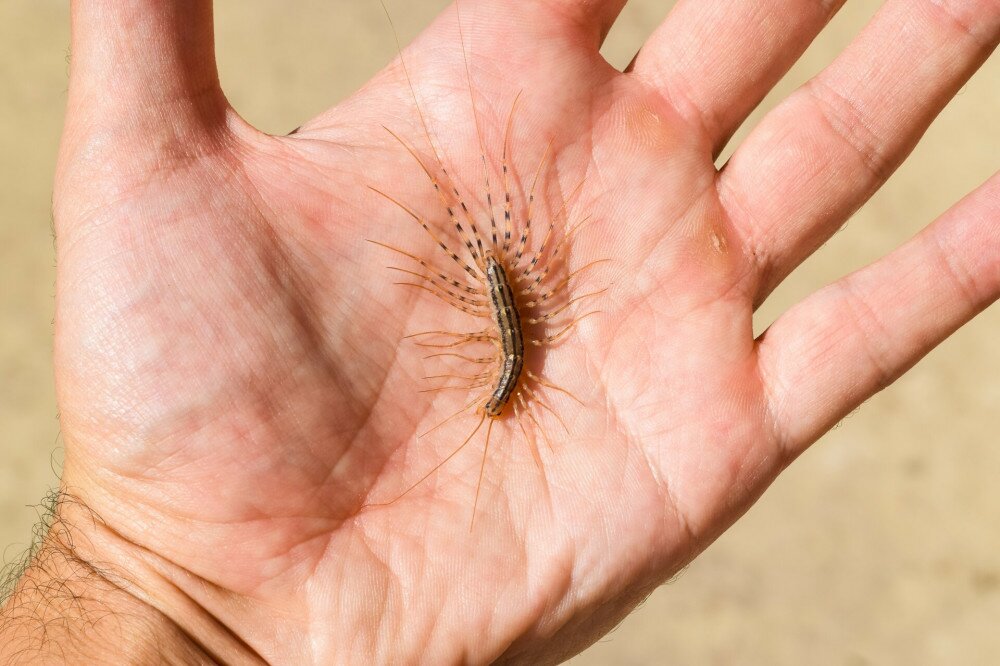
470 417 495 531
521 259 610 304
369 186 482 281
518 212 595 289
523 384 570 434
423 371 492 382
526 370 585 406
518 215 596 294
420 395 484 438
420 381 490 394
510 139 554 265
415 334 495 349
389 267 487 307
383 126 489 272
498 92 522 254
406 328 490 340
406 330 499 351
513 178 586 274
416 340 492 350
424 352 495 364
371 411 488 507
527 290 607 324
367 240 483 296
456 0 496 262
395 282 490 317
529 311 601 346
380 1 489 269
448 174 489 266
393 134 490 274
518 392 553 452
513 400 543 471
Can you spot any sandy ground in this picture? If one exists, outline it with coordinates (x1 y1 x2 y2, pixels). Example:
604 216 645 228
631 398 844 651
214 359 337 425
1 1 997 663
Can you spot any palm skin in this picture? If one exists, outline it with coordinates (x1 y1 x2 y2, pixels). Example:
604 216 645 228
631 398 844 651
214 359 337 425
40 1 998 664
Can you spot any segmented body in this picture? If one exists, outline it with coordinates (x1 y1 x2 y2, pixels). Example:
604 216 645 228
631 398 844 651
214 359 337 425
484 253 524 417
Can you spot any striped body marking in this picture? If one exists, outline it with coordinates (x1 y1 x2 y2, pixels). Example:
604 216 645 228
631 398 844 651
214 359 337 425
483 252 524 417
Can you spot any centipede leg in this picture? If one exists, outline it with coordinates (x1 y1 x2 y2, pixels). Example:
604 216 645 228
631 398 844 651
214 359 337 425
526 289 607 324
514 399 543 471
513 178 585 275
368 239 483 295
380 127 486 269
529 311 601 346
415 335 496 349
406 329 489 340
495 91 523 255
424 352 495 364
420 395 484 438
518 392 553 452
390 267 487 308
423 371 492 382
526 370 585 406
507 139 553 264
453 0 498 263
522 385 570 435
517 210 596 288
419 381 490 394
395 282 490 317
470 417 495 531
369 185 483 281
520 259 610 304
372 410 488 507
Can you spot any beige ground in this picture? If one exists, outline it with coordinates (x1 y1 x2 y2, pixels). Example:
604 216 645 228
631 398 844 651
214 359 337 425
1 1 997 663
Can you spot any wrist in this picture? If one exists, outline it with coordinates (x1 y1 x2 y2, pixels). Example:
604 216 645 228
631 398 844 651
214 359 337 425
0 490 244 664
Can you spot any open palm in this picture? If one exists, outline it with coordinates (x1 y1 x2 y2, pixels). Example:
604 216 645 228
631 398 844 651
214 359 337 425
44 0 998 663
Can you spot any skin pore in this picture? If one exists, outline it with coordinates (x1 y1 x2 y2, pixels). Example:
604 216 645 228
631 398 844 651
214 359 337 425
2 0 998 663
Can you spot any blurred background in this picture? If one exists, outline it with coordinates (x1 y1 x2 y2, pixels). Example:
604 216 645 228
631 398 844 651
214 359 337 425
1 1 997 663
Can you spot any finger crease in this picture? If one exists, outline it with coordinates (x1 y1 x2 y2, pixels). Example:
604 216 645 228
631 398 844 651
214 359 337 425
805 78 894 185
923 0 997 47
836 278 898 392
927 232 984 309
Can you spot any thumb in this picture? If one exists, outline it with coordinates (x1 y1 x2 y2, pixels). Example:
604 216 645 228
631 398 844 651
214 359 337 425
65 1 230 148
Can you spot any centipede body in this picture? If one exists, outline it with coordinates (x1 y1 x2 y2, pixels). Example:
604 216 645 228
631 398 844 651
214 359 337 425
484 252 524 417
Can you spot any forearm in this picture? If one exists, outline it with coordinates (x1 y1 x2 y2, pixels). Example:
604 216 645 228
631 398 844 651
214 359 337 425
1 493 229 665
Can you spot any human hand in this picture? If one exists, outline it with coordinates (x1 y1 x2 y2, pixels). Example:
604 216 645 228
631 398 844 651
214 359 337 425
3 0 997 663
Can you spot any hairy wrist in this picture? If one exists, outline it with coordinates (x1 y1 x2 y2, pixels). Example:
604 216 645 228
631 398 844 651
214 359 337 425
0 491 224 664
